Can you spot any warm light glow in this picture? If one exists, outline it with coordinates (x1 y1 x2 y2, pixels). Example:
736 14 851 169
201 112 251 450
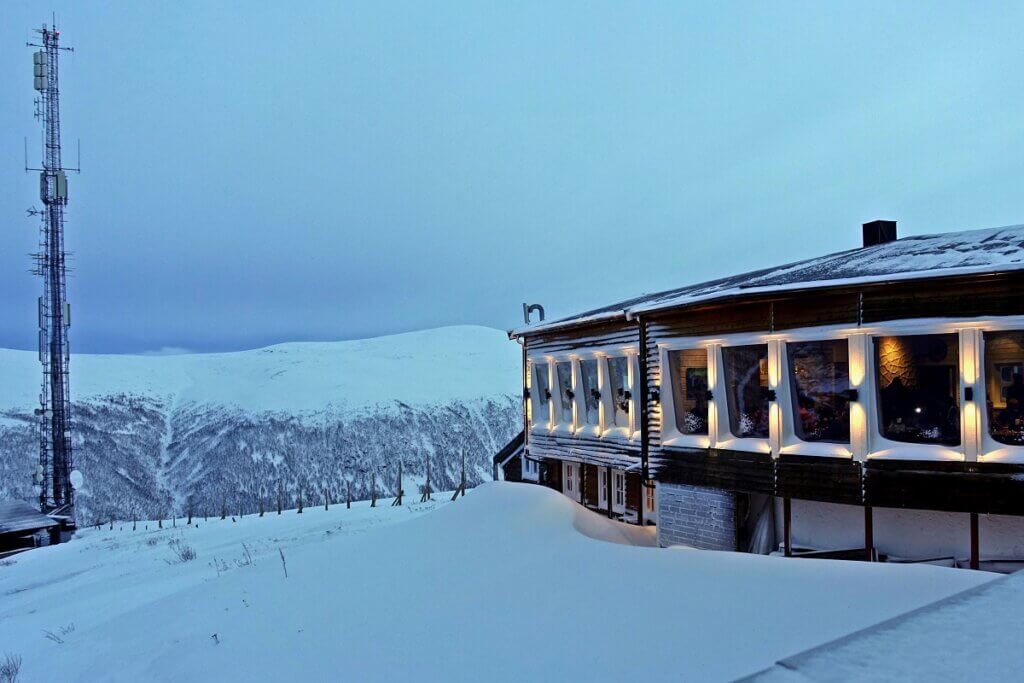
850 402 867 460
848 337 866 387
768 342 781 388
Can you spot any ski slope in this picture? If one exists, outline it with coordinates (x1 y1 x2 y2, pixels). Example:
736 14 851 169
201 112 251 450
0 483 991 682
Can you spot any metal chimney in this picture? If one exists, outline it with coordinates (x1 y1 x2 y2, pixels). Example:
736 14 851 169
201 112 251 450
862 220 897 248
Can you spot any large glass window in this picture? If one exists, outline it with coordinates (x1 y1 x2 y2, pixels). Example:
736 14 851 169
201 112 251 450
531 362 551 427
580 359 601 426
787 340 851 443
722 345 770 439
607 356 631 429
874 334 960 445
985 331 1024 446
556 362 574 425
667 349 709 435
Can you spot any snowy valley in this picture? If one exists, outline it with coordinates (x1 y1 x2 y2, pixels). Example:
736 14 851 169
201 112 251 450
0 326 521 524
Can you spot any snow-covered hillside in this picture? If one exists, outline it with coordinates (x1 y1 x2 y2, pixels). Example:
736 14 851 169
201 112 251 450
0 326 521 524
0 483 992 682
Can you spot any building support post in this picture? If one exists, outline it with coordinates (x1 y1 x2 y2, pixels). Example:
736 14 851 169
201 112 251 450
783 497 792 557
970 512 980 570
864 505 874 562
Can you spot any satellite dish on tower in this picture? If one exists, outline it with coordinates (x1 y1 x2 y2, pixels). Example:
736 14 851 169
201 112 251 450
70 470 83 490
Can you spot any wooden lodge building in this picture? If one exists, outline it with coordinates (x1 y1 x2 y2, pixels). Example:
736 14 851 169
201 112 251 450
507 221 1024 570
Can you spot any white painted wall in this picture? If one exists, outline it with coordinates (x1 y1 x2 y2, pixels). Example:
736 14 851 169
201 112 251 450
772 498 1024 561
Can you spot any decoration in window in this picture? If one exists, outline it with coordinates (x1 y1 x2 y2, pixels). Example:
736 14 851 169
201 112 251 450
531 362 551 427
722 345 770 439
668 349 709 435
874 334 960 445
580 359 601 426
556 362 574 425
607 356 631 429
985 331 1024 446
787 339 851 443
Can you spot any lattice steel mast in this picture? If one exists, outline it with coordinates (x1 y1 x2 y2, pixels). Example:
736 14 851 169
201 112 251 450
27 23 77 518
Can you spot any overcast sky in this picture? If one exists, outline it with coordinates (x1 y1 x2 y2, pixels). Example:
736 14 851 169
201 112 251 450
3 2 1024 354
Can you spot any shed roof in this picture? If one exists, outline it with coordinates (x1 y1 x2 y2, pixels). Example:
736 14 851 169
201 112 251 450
0 500 58 537
511 224 1024 337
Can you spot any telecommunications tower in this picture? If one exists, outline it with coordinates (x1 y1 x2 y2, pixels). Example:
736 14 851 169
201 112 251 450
26 23 78 522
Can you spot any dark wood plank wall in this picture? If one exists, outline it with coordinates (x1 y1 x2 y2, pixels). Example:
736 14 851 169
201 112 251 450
524 320 642 466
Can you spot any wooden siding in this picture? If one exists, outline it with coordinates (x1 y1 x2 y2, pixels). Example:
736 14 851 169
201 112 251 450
775 454 862 505
524 320 638 356
653 448 775 495
864 460 1024 515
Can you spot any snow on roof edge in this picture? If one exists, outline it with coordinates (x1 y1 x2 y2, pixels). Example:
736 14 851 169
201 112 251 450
511 224 1024 337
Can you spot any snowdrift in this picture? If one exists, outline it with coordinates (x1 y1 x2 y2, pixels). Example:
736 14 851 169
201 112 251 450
0 483 991 682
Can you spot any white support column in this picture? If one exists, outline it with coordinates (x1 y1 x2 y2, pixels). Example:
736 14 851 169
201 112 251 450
960 328 983 462
767 339 784 457
848 333 870 462
707 344 721 448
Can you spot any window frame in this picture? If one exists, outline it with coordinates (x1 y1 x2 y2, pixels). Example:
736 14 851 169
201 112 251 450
777 330 857 459
652 316 1024 463
526 357 554 433
715 335 774 455
975 320 1024 463
658 341 713 450
612 470 626 513
865 323 967 462
546 355 577 435
596 350 640 442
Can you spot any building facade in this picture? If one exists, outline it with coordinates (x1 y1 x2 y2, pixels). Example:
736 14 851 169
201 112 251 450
509 222 1024 571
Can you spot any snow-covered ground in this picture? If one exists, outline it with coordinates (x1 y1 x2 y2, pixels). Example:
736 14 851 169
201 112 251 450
0 483 992 682
751 566 1024 682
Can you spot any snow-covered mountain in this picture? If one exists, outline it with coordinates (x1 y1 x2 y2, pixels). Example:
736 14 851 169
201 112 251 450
0 326 521 524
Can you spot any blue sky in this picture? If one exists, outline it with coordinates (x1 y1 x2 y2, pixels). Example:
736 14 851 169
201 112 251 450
3 2 1024 353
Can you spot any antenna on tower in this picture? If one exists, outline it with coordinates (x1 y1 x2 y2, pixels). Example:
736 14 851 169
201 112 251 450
25 21 78 534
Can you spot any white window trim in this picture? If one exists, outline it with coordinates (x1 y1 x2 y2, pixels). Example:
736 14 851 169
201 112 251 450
597 351 641 443
574 355 603 438
526 357 554 434
658 341 713 450
776 332 856 459
653 317 1024 463
533 344 641 444
562 461 580 502
714 334 774 455
521 455 540 481
976 322 1024 463
612 470 626 513
547 356 577 436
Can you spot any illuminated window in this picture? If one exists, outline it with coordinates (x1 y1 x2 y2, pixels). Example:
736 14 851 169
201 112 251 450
607 356 631 429
556 362 574 426
985 331 1024 446
722 344 770 439
874 334 960 445
787 340 851 443
579 359 601 427
531 362 551 427
668 349 709 435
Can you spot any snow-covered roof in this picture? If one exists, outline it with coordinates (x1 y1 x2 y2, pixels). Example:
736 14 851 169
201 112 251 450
512 224 1024 336
0 500 57 537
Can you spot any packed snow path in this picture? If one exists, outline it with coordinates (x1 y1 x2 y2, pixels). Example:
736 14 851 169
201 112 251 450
0 484 992 682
